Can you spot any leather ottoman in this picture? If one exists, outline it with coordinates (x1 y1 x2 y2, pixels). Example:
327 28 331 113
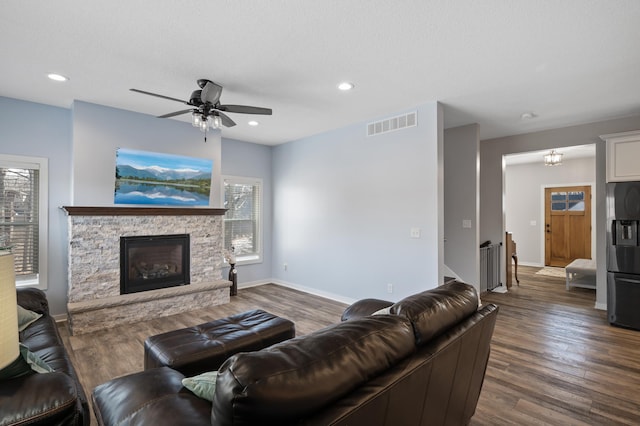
144 309 295 376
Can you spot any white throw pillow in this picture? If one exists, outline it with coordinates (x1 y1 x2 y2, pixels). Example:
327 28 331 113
182 371 218 401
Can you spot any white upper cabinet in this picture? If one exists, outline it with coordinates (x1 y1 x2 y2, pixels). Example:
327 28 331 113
601 130 640 182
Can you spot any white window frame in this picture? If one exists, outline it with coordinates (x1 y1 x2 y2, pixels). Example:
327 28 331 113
222 175 263 265
0 154 48 290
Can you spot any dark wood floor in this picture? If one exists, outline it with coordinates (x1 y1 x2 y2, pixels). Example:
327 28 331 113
59 267 640 425
471 266 640 425
59 284 348 404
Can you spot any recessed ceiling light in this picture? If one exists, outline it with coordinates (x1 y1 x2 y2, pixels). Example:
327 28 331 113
47 73 69 82
337 82 354 91
248 120 259 126
520 112 537 120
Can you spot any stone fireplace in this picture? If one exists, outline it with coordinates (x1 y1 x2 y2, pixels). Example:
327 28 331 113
62 206 231 335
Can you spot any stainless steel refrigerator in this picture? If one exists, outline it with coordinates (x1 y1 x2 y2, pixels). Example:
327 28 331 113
607 181 640 330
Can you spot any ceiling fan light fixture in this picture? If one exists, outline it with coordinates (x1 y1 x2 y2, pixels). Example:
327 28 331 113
544 149 563 166
192 112 222 132
199 118 209 132
192 112 202 128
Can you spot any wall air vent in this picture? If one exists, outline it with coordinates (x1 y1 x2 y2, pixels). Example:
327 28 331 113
367 111 417 137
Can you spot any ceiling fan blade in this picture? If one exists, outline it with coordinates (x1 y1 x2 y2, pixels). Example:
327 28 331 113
219 105 272 115
217 112 236 128
158 109 193 118
130 88 190 105
201 81 223 105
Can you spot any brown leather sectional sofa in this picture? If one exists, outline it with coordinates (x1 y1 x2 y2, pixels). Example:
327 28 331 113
1 288 89 426
92 281 498 425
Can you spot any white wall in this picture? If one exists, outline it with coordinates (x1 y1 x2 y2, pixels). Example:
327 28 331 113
271 103 442 303
505 156 595 267
444 124 480 288
480 114 640 309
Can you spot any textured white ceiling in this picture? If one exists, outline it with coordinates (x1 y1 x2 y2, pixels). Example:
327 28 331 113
1 1 639 145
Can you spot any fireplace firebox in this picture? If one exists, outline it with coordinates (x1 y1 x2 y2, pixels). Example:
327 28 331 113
120 234 190 295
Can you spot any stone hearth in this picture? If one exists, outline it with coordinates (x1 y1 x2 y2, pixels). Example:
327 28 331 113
63 207 230 335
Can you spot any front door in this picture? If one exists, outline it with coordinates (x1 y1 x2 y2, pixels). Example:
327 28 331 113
544 185 591 267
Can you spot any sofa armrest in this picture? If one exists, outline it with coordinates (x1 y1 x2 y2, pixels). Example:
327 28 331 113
0 372 82 426
16 287 49 315
341 298 393 321
92 367 211 426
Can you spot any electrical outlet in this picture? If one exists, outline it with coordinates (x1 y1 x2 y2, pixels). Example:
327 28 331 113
410 228 421 238
387 283 393 293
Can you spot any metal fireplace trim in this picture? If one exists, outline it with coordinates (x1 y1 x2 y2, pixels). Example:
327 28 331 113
120 234 190 295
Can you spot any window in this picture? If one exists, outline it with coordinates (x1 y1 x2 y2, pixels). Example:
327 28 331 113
223 176 262 264
0 155 48 289
550 191 585 211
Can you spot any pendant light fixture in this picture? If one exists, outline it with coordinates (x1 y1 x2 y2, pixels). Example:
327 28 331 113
544 150 563 166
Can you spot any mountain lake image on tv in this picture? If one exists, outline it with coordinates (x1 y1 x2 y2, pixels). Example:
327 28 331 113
114 148 213 206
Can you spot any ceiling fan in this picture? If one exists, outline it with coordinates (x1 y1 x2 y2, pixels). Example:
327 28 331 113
130 79 272 131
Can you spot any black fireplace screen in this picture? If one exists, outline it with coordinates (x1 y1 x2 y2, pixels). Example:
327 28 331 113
120 234 190 294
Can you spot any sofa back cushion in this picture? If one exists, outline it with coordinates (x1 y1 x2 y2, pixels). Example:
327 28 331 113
211 315 415 426
302 303 499 426
390 280 479 345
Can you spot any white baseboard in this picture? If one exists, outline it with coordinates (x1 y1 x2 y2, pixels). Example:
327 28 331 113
237 279 273 289
594 302 606 311
518 261 544 267
269 279 357 306
489 285 508 294
53 313 67 323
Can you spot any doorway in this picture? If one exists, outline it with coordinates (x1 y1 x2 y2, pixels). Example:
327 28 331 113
544 185 592 267
503 145 596 273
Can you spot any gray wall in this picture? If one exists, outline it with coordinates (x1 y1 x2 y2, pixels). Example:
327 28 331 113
271 103 442 304
444 124 480 288
71 101 222 207
0 96 72 314
480 114 640 309
505 156 595 266
221 138 273 285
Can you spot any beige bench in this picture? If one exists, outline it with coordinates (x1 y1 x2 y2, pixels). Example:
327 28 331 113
565 258 596 290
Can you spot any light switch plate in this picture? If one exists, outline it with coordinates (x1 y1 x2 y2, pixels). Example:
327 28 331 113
462 220 472 229
410 228 421 238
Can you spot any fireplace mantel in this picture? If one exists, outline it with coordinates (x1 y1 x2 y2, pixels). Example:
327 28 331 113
62 206 226 216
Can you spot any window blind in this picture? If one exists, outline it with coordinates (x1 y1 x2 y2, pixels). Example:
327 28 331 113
0 166 39 279
223 178 262 258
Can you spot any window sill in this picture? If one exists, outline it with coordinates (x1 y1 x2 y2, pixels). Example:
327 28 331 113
16 277 47 290
225 255 262 267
